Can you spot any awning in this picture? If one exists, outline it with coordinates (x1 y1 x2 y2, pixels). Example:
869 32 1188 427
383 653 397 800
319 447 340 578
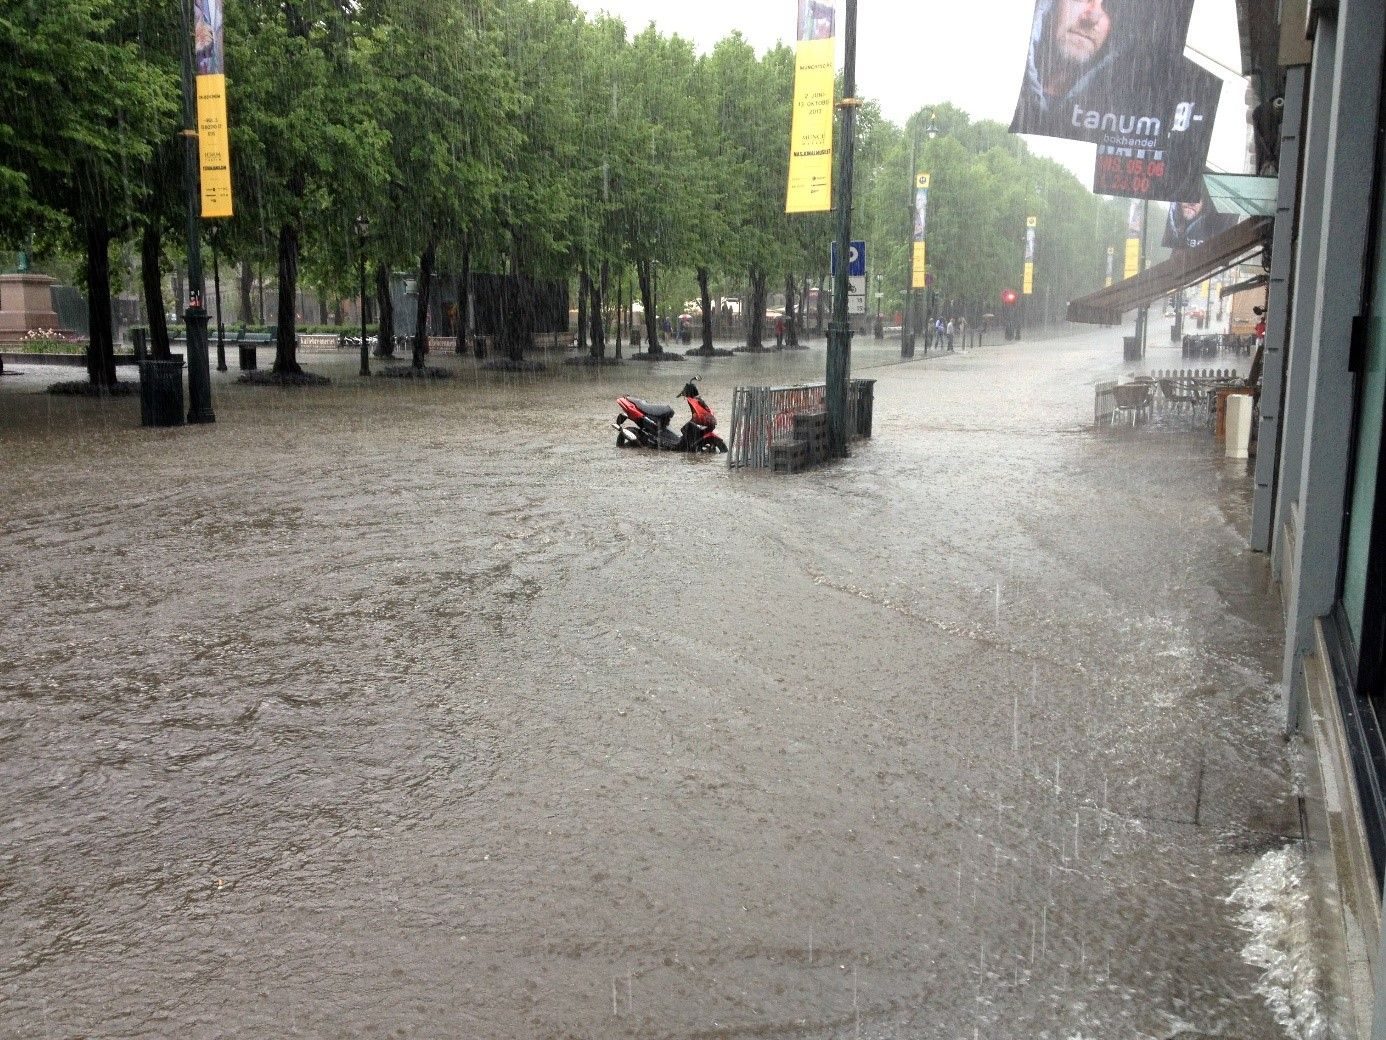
1220 273 1269 299
1204 174 1278 219
1067 216 1272 325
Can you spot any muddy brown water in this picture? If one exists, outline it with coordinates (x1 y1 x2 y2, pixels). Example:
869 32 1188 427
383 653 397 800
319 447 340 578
0 329 1297 1038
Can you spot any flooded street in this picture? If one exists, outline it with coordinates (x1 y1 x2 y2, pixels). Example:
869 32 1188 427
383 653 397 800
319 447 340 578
0 327 1298 1039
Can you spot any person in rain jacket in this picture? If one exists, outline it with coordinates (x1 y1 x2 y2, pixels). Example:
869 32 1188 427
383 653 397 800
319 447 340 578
1009 0 1158 144
1010 0 1124 141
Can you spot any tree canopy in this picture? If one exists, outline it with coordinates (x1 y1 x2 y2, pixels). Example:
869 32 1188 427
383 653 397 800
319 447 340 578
1 0 1130 376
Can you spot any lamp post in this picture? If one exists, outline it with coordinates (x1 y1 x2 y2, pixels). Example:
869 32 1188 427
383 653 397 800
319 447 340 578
177 0 214 423
211 226 226 372
874 274 883 340
354 215 370 377
825 0 859 458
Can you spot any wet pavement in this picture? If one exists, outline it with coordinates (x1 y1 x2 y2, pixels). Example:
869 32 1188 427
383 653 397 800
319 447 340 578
0 325 1299 1038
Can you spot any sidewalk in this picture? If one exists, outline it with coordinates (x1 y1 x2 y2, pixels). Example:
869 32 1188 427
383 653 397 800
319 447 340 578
0 324 1306 1038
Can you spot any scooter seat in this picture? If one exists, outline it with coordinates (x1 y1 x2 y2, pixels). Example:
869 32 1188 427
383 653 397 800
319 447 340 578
629 398 674 422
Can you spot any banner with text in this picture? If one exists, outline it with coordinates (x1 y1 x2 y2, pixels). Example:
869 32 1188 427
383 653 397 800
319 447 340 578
1124 200 1142 280
786 2 836 213
194 0 233 218
1023 217 1037 295
1009 0 1195 146
1092 59 1220 202
911 172 929 289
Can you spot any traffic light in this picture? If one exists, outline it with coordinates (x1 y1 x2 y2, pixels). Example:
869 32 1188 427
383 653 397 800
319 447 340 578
1001 289 1019 306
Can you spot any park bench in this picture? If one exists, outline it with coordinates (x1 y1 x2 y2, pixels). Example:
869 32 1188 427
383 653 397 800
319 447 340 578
136 326 272 371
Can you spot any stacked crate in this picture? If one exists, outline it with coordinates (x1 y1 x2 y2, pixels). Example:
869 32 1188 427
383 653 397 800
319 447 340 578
770 409 828 472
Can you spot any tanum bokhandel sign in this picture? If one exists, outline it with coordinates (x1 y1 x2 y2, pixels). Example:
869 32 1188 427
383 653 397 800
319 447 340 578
1009 0 1219 204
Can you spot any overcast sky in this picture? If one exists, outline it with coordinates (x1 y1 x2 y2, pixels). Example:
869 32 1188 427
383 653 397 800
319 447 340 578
568 0 1249 189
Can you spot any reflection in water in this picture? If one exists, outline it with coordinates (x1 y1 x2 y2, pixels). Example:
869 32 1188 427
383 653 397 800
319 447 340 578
0 329 1295 1037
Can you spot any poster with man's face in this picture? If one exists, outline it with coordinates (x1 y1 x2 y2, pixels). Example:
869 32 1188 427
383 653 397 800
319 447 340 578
1009 0 1196 146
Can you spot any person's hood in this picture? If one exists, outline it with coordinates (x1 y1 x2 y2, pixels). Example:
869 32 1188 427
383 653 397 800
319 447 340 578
1022 0 1124 113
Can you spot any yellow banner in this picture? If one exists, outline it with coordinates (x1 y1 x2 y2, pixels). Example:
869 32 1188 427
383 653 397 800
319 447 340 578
785 37 835 213
912 241 927 289
1124 236 1140 280
196 74 233 218
1023 261 1034 296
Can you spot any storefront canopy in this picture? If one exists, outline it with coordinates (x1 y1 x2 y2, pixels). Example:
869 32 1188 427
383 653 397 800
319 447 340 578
1220 273 1270 299
1067 216 1273 326
1204 174 1279 219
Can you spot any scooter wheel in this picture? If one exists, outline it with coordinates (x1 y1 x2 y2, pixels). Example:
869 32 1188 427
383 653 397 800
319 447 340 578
616 432 633 448
698 436 728 453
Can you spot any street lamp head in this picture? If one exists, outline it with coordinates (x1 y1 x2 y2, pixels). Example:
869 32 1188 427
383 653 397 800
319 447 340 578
926 112 939 140
354 214 370 238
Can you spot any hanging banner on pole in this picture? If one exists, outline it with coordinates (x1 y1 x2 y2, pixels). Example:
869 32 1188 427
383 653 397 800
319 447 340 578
194 0 233 218
786 2 836 213
911 172 929 289
1008 0 1196 146
1092 59 1220 203
1105 246 1115 287
1022 216 1037 296
1123 200 1142 279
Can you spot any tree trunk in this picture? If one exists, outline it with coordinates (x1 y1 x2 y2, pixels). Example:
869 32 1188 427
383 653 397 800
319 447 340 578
577 268 589 352
412 239 435 368
785 273 799 347
614 276 623 360
333 298 344 326
318 295 329 325
588 262 605 358
814 275 826 335
637 259 660 355
84 216 116 387
457 237 474 357
272 224 302 374
375 261 394 357
238 262 254 326
140 220 171 360
746 268 767 350
505 273 536 362
697 266 714 350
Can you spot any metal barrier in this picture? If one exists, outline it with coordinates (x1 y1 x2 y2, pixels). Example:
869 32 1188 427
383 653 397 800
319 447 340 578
727 380 875 470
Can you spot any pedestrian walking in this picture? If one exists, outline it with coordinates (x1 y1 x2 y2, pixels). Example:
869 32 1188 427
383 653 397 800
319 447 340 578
946 318 955 352
774 314 785 348
957 315 968 349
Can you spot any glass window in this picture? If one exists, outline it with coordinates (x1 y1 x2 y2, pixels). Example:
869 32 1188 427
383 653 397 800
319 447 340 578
1343 144 1386 643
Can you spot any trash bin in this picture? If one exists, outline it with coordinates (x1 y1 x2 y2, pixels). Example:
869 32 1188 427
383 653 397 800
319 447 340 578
851 379 876 437
138 357 185 428
1122 335 1141 361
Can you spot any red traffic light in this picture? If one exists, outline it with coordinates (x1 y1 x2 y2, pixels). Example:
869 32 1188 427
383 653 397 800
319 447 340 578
1000 289 1019 306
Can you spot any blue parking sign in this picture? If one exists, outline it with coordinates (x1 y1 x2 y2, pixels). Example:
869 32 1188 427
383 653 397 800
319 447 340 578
830 240 867 277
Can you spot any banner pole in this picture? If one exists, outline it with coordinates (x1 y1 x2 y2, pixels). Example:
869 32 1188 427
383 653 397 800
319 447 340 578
826 0 858 459
902 132 916 357
179 0 214 422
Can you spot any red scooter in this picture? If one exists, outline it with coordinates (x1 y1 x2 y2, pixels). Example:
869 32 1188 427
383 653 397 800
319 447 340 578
614 379 727 453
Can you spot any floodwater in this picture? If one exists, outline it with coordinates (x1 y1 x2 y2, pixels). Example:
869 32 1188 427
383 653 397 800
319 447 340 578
0 326 1300 1038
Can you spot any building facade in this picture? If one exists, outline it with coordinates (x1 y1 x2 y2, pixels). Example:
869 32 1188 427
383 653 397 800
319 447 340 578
1251 0 1386 1034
